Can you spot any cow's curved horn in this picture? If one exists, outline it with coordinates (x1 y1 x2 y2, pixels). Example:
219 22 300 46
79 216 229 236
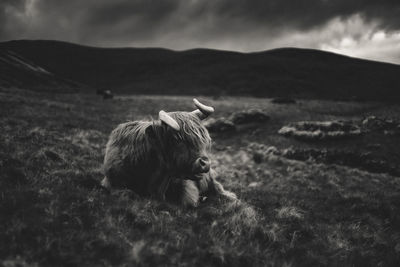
159 110 180 131
191 98 214 120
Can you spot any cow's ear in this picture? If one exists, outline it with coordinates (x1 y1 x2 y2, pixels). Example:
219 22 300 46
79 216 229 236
146 122 169 143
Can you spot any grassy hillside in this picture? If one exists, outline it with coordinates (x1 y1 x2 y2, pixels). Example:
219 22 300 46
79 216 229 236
0 49 84 92
1 40 400 100
1 87 400 266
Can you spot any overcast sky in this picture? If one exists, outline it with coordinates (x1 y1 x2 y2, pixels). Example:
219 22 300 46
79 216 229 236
1 0 400 64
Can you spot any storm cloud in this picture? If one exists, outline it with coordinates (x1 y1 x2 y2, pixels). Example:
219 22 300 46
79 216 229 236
1 0 400 63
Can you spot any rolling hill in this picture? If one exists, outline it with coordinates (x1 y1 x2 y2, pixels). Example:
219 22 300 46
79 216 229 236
1 40 400 100
0 47 85 92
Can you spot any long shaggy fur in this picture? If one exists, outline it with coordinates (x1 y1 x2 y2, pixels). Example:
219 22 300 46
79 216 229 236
102 110 236 206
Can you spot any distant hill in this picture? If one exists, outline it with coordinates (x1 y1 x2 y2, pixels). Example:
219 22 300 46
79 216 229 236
0 47 84 92
1 40 400 100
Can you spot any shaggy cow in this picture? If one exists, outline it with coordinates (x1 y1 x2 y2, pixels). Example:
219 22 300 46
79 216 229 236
101 99 237 207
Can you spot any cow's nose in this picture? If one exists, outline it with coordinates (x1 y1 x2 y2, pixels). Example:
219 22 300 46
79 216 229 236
194 157 210 173
199 158 208 167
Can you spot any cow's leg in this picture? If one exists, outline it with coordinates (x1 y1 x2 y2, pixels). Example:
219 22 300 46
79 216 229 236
209 169 237 200
181 180 200 207
155 176 171 201
147 169 171 200
211 180 237 200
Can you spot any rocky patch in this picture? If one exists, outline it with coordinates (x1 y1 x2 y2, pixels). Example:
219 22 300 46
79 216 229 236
279 121 362 140
205 109 270 133
362 116 400 136
204 117 236 133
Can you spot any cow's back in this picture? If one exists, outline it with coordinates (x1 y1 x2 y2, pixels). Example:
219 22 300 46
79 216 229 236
103 121 156 194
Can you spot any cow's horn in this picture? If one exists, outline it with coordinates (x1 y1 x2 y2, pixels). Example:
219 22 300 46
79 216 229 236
159 110 180 131
191 98 214 120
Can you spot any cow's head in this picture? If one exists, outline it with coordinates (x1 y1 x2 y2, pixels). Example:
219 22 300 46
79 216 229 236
146 99 214 180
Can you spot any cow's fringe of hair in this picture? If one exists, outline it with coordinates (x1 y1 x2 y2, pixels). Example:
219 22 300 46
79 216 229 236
169 112 211 149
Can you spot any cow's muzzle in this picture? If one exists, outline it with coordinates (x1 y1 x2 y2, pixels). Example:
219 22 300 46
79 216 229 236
193 157 210 174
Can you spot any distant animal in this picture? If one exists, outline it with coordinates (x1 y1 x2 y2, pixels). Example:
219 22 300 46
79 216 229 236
96 89 113 99
102 99 237 207
103 90 113 99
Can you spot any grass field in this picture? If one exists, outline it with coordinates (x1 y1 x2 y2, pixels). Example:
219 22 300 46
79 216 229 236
1 87 400 266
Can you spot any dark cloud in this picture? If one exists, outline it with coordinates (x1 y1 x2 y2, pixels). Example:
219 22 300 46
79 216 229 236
86 0 179 26
80 0 180 42
0 0 400 62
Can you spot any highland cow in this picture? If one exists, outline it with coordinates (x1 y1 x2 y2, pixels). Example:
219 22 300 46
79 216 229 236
101 99 237 207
